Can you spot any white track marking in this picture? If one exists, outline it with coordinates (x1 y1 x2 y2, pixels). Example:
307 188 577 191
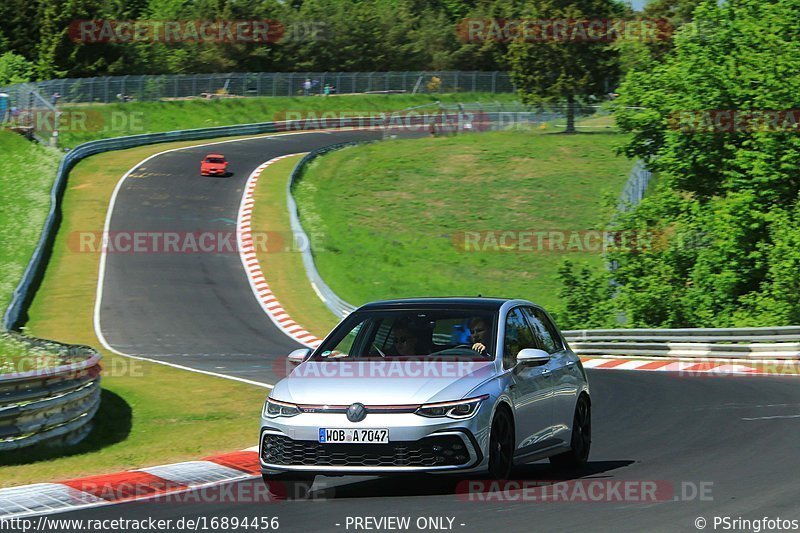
741 414 800 421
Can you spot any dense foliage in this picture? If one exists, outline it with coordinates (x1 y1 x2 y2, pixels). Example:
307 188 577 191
0 0 509 80
558 0 800 328
0 0 701 83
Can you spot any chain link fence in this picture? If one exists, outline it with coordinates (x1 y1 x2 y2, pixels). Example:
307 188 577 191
1 72 514 106
618 159 652 212
0 83 60 145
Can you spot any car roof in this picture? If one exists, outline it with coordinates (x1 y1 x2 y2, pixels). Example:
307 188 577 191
205 153 225 158
358 297 514 311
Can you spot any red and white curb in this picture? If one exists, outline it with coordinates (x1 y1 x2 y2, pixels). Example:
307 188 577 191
237 154 322 349
0 449 261 518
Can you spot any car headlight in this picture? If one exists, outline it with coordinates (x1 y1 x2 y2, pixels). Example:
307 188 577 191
415 395 488 419
263 398 301 418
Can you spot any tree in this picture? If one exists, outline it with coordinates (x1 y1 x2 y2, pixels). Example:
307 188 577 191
603 0 800 327
506 0 622 133
0 52 34 85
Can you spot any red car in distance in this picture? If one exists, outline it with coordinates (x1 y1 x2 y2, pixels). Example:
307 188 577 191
200 153 229 176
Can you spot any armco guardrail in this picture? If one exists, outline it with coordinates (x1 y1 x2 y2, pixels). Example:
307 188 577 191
287 142 366 319
0 332 102 451
563 327 800 359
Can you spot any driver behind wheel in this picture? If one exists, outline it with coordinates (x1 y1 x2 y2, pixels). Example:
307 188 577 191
387 322 420 356
468 316 491 354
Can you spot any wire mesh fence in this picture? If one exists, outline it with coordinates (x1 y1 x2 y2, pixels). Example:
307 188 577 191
1 72 514 106
0 83 60 145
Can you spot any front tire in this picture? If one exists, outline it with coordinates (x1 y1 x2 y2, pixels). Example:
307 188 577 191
488 408 515 479
550 395 591 468
262 473 316 500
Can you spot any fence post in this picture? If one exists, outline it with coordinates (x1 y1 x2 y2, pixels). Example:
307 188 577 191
491 72 498 94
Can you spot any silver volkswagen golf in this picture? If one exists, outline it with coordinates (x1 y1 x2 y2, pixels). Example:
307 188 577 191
260 298 590 495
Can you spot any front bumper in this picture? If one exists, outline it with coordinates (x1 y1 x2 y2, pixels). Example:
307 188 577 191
259 411 488 475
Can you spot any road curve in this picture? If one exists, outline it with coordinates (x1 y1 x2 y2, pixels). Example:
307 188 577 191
96 130 384 384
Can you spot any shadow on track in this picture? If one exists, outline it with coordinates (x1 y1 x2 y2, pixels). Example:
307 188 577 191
307 460 635 500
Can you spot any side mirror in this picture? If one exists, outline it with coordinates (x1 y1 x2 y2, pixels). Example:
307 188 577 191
288 348 311 365
516 348 551 365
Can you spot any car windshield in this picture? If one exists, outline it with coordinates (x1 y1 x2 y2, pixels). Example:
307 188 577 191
206 157 224 163
312 308 497 360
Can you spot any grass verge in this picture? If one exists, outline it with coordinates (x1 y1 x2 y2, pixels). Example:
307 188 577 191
59 93 520 148
0 131 61 312
293 130 632 314
250 154 341 338
1 136 275 487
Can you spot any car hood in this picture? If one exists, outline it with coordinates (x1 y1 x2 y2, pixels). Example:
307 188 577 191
271 360 496 405
203 163 226 169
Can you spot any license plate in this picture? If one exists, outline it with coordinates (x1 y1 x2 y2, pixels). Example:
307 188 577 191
319 428 389 444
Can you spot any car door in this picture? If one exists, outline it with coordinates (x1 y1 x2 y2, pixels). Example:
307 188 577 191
522 307 578 445
504 307 554 458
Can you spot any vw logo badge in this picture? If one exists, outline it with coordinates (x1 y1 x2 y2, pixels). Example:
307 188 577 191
346 402 367 422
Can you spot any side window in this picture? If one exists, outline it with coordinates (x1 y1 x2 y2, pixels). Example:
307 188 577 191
503 308 537 368
523 307 562 354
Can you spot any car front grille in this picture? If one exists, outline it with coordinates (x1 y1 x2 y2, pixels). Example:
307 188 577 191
261 433 472 468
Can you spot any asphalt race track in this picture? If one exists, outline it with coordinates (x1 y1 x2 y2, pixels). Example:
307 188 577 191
97 129 387 383
85 130 800 531
60 370 800 532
